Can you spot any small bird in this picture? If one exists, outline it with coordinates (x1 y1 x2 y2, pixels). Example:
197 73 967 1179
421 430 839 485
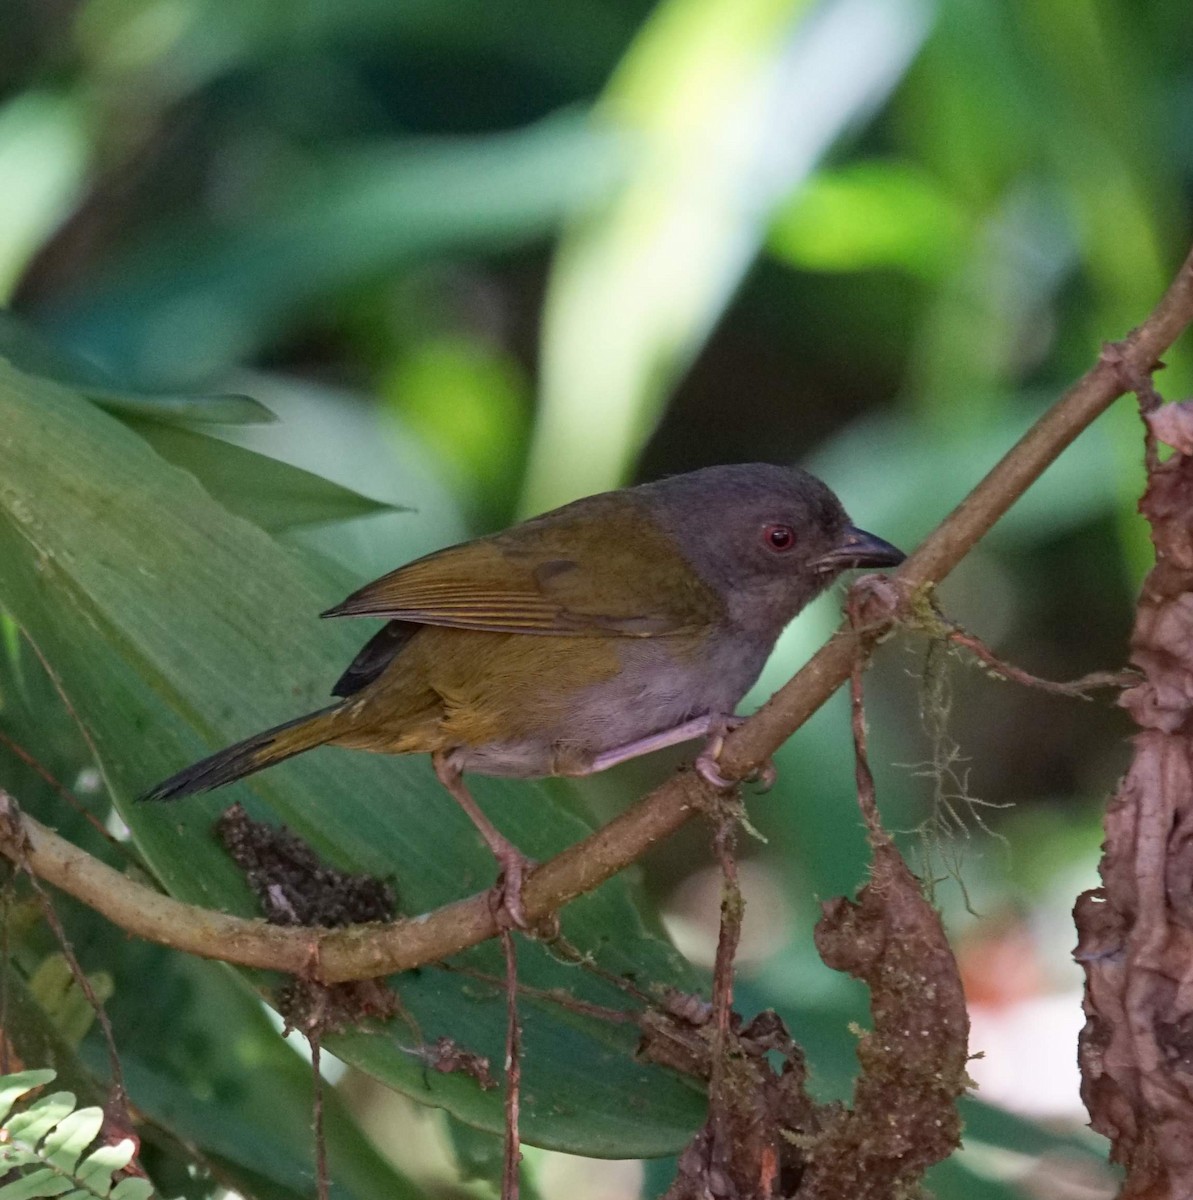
143 463 903 926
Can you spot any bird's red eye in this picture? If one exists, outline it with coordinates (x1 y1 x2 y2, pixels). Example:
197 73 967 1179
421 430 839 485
763 524 796 552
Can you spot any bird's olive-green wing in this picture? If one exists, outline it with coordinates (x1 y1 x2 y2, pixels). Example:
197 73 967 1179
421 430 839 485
321 495 723 636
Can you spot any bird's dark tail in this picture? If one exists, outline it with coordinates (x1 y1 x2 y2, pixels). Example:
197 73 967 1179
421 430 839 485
140 705 344 802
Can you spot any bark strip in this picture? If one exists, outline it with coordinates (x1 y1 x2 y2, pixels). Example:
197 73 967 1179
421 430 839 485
1076 399 1193 1198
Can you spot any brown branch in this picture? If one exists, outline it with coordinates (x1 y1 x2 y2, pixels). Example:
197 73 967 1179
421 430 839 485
2 245 1193 983
719 245 1193 780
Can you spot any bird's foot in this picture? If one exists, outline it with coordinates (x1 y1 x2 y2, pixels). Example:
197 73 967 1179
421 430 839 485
489 847 537 932
694 717 776 791
694 716 743 789
695 748 735 789
748 759 778 793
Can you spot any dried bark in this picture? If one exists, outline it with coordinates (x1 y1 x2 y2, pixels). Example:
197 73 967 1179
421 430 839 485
801 840 968 1199
1076 400 1193 1198
646 828 968 1200
643 1005 821 1200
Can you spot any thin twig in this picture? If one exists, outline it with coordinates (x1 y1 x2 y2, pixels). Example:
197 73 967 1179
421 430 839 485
0 870 11 1075
311 1036 329 1200
2 797 129 1124
937 615 1140 698
846 597 884 844
1 245 1193 981
707 804 743 1180
500 929 522 1200
0 728 139 864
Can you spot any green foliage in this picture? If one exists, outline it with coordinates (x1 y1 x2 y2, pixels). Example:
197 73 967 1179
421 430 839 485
0 1070 156 1200
1 0 1186 1194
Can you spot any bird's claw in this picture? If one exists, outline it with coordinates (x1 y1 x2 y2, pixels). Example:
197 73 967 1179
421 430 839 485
490 851 535 931
695 750 735 790
748 760 778 793
489 853 560 937
694 716 777 792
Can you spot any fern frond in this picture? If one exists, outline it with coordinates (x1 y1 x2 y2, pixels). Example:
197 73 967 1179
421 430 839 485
0 1070 155 1200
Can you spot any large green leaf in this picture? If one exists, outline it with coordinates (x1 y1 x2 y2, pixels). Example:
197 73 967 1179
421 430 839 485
0 359 705 1156
1 615 427 1200
0 310 274 426
124 419 400 532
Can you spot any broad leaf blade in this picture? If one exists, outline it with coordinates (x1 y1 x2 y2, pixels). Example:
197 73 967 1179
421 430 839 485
0 310 273 426
0 361 704 1156
125 420 400 532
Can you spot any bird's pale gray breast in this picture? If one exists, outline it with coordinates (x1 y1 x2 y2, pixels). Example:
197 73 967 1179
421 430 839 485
453 627 769 778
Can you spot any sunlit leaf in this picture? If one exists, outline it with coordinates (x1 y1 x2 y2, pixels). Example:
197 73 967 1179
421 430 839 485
522 0 931 513
768 161 966 278
0 94 88 302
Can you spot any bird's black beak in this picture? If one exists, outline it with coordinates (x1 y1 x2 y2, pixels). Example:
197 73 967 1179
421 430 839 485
813 526 905 573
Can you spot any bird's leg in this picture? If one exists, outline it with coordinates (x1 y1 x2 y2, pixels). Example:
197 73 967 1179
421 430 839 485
575 713 776 790
579 714 720 774
432 751 534 931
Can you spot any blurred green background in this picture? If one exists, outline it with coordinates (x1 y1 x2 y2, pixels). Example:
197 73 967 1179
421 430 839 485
1 0 1191 1196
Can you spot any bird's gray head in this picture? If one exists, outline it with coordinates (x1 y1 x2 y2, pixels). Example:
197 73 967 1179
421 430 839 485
637 463 903 634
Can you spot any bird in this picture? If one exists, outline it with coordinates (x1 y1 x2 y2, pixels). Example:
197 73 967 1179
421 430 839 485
142 463 904 926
